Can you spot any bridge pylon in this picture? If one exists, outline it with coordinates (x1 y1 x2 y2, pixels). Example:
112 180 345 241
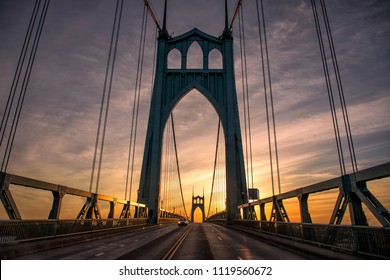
137 25 248 224
191 193 205 223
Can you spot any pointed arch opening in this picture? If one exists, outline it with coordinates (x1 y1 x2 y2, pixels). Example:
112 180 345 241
168 48 182 69
208 48 223 69
193 207 203 223
160 89 226 219
186 42 203 69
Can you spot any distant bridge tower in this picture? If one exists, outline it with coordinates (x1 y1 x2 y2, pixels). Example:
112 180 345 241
138 2 248 224
191 188 205 223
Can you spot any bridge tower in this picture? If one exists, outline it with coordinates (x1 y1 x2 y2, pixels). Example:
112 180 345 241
138 2 248 224
191 188 205 223
191 195 205 223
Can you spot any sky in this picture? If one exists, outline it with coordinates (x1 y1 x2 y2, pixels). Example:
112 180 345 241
0 0 389 223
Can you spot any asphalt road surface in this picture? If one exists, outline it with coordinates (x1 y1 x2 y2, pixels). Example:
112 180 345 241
12 223 361 260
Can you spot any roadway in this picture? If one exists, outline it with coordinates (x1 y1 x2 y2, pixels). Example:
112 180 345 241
7 223 361 260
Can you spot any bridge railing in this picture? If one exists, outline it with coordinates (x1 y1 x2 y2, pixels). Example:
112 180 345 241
237 162 390 226
232 162 390 258
0 172 147 220
0 218 148 243
233 220 390 258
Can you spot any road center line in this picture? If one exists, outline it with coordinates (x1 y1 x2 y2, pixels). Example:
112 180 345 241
95 252 104 257
218 236 222 241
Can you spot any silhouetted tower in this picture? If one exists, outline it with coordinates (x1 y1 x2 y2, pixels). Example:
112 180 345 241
138 0 248 224
191 187 205 223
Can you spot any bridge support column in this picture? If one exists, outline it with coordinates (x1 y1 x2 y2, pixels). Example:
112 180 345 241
48 189 65 219
330 175 368 226
298 194 312 223
0 173 22 220
108 201 115 219
77 194 101 219
270 197 290 222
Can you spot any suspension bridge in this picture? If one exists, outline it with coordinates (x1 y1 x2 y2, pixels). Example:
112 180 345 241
0 0 389 260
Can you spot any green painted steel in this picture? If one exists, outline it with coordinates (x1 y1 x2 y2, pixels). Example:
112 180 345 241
138 28 248 224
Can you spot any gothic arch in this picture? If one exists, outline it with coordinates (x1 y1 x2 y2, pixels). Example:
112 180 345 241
138 28 248 224
163 82 224 131
186 41 203 69
208 48 223 69
167 48 182 69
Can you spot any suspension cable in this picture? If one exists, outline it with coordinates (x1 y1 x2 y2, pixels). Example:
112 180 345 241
255 0 273 196
256 0 283 196
229 0 243 31
1 0 50 173
238 4 254 191
124 5 149 202
311 0 346 175
319 0 358 174
170 112 189 219
0 0 39 147
238 9 249 188
207 120 221 218
90 0 124 193
143 0 161 31
260 0 282 195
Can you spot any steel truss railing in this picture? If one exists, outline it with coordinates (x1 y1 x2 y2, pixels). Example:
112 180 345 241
238 162 390 227
0 172 147 220
0 172 186 243
233 220 390 258
0 218 147 243
206 162 390 258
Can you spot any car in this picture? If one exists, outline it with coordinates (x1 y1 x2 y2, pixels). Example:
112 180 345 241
178 218 188 226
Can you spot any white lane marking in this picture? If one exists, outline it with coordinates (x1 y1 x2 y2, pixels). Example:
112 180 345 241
217 236 222 241
119 245 125 248
95 252 104 257
238 256 243 260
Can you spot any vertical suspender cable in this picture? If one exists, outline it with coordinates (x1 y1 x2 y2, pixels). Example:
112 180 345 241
311 0 346 175
238 5 255 191
95 0 124 194
170 112 189 219
1 0 50 173
125 5 148 202
256 0 282 195
238 9 249 190
319 0 358 174
260 0 282 195
207 120 221 218
255 0 275 197
0 0 39 147
90 0 124 193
